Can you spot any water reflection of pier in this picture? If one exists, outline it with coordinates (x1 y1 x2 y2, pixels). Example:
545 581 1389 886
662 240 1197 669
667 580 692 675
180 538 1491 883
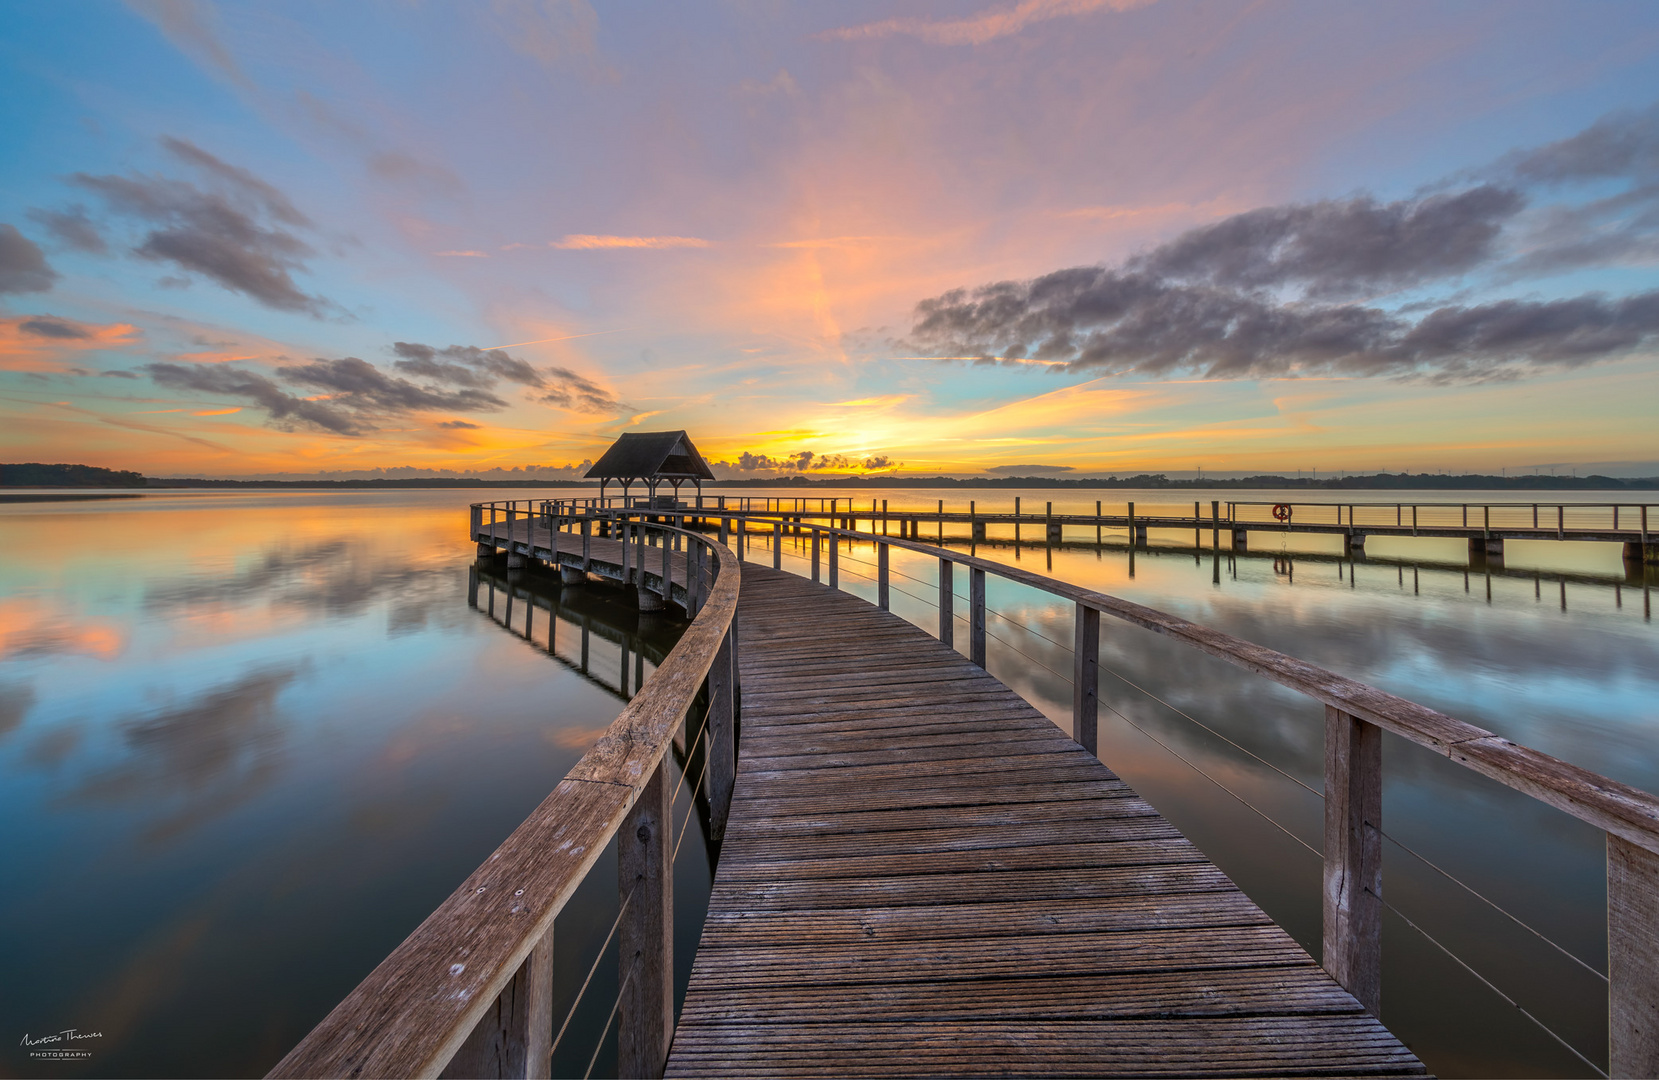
935 534 1656 619
468 563 721 876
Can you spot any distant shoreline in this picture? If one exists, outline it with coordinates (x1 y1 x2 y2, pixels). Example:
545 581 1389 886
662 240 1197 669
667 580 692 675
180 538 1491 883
4 462 1656 492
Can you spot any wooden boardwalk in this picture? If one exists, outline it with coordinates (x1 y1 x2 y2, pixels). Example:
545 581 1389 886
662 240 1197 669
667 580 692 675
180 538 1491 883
667 567 1425 1078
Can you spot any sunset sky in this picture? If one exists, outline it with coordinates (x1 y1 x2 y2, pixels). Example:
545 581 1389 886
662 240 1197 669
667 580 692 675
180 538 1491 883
3 1 1658 479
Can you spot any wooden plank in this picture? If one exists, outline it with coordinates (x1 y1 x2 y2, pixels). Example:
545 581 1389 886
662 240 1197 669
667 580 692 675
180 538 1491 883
666 1017 1424 1077
695 893 1272 947
676 968 1364 1024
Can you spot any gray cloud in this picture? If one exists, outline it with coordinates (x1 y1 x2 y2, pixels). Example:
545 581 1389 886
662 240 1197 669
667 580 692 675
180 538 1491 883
912 268 1659 381
0 224 58 294
392 340 622 413
142 347 525 436
985 464 1074 475
536 366 622 413
1130 186 1523 300
159 136 310 226
1492 103 1659 278
392 341 543 388
282 356 505 413
1508 102 1659 185
144 362 368 436
18 316 91 340
28 205 107 254
907 104 1659 383
69 137 331 315
436 419 479 429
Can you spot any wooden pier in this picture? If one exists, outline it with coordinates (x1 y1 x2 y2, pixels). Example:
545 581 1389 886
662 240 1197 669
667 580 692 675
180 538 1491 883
268 501 1659 1080
667 567 1421 1077
570 493 1659 564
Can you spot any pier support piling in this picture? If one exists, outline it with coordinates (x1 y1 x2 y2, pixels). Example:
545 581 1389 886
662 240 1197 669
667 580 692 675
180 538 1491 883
1232 528 1249 552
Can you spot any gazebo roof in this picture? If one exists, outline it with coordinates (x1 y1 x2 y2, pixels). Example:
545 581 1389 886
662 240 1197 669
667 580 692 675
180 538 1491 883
585 430 715 483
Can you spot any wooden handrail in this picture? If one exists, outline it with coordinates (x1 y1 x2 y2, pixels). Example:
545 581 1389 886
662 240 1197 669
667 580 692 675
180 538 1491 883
725 511 1659 854
269 519 739 1080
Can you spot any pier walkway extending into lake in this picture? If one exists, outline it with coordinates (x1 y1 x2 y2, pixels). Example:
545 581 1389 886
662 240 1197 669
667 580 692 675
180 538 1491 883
666 565 1420 1077
268 501 1659 1080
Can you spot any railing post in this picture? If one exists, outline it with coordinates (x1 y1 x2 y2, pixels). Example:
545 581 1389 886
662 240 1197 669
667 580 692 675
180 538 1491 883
662 530 672 603
811 528 821 583
617 759 672 1080
1072 603 1099 755
969 566 986 669
1211 500 1220 550
772 521 782 570
471 503 482 541
1609 835 1659 1077
828 529 838 589
707 623 737 843
1323 705 1382 1015
439 926 554 1080
581 516 591 573
938 558 954 648
878 542 890 610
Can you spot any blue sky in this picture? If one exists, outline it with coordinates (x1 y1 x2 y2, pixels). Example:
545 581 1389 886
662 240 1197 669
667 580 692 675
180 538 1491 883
2 1 1658 478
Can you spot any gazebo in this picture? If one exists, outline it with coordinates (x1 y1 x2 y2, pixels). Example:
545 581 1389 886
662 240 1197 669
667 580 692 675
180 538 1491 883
585 430 716 507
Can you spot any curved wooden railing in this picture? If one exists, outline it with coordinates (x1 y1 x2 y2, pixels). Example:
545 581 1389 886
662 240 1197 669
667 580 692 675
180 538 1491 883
269 514 740 1080
684 509 1659 1076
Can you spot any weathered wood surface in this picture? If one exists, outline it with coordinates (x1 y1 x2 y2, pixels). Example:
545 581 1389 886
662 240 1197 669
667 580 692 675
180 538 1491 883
1610 835 1659 1078
666 567 1425 1078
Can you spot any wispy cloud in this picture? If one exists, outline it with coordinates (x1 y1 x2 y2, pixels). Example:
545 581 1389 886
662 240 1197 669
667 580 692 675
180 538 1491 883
65 137 335 317
818 0 1154 46
550 234 710 250
434 250 488 258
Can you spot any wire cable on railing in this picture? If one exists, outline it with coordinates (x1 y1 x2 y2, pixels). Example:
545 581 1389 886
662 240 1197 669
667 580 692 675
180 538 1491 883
1100 699 1323 861
582 958 637 1080
549 884 634 1063
672 728 717 863
668 697 715 809
983 626 1073 686
1375 889 1607 1077
1376 829 1607 982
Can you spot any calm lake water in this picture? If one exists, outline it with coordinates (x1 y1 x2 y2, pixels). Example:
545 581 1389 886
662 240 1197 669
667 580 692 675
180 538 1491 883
3 486 1655 1077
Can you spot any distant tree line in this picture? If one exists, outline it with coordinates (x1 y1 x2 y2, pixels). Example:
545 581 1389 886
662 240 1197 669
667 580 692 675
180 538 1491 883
712 472 1659 491
1 463 146 487
5 464 1655 490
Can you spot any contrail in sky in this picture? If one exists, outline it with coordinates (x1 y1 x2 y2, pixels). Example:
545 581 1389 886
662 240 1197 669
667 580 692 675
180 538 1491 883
487 329 623 350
